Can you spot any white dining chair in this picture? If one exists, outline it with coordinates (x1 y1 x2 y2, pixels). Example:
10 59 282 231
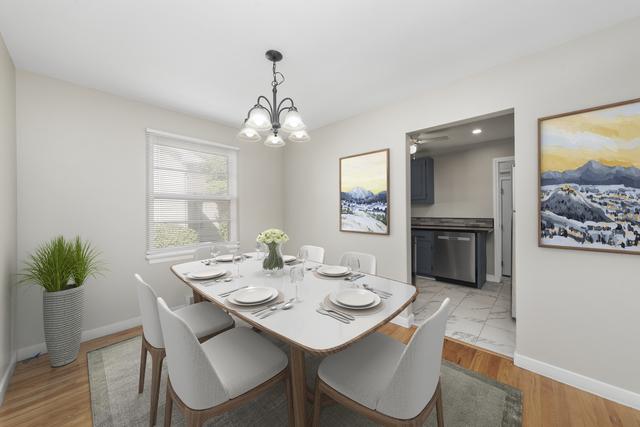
339 251 377 275
311 298 450 427
300 245 325 263
156 297 292 427
134 274 235 426
192 246 211 261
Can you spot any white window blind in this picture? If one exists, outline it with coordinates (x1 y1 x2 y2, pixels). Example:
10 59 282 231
146 129 238 258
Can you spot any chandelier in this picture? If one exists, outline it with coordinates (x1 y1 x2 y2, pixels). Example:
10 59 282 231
237 50 310 147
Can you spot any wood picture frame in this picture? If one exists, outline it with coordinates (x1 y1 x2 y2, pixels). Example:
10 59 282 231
538 97 640 255
339 149 390 235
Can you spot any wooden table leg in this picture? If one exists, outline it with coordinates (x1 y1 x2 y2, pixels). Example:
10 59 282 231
193 289 204 303
289 345 307 426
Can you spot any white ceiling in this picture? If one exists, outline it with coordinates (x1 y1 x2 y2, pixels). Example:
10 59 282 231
1 1 639 130
411 113 514 154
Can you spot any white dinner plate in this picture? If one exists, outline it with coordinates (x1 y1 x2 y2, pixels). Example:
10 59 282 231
215 254 242 262
329 290 381 310
283 255 297 263
317 265 350 277
230 287 277 305
230 292 278 306
187 268 227 280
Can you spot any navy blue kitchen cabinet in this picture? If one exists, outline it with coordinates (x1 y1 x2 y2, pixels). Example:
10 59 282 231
410 157 434 204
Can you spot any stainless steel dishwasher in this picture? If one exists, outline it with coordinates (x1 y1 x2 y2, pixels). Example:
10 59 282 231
433 231 476 283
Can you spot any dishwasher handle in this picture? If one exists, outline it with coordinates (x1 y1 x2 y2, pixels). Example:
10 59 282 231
437 235 471 241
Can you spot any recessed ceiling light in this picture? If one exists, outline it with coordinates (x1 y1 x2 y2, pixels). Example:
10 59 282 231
472 128 482 135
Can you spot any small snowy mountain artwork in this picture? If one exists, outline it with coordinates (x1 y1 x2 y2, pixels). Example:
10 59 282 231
340 150 389 234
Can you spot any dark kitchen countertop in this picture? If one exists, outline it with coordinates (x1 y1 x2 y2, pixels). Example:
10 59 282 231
411 217 494 232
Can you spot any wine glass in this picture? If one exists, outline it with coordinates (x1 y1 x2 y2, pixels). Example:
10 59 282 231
289 265 304 302
211 244 222 264
255 242 264 260
343 254 360 286
297 247 309 269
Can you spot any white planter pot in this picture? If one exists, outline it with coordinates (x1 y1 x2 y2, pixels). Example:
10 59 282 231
43 286 84 367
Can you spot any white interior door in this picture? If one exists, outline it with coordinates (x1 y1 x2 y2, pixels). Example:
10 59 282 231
500 177 513 276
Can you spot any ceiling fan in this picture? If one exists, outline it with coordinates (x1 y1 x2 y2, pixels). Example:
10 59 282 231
409 134 449 155
409 134 450 144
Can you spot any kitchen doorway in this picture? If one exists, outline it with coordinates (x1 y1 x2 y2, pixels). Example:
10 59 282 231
407 110 517 356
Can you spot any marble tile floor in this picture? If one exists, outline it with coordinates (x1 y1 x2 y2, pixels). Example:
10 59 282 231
413 276 515 357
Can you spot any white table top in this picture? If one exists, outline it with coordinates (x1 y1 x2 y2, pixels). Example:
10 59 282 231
171 256 417 354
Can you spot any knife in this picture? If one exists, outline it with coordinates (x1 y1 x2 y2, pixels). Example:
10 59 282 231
218 285 248 297
251 301 282 315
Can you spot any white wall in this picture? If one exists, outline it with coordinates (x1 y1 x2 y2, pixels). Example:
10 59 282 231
284 18 640 405
412 139 515 276
0 33 17 400
15 71 284 354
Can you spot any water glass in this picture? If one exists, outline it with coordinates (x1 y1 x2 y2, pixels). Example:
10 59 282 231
255 242 265 260
289 265 304 302
233 250 244 278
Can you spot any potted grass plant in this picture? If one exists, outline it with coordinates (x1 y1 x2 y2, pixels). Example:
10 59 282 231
20 236 104 367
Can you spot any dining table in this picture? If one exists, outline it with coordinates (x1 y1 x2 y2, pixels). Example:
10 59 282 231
171 254 417 426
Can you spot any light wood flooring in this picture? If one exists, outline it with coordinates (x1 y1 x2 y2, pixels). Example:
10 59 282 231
0 324 638 426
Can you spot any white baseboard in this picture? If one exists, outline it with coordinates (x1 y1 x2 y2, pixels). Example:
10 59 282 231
486 274 500 283
392 312 414 328
514 352 640 410
16 304 189 362
0 353 17 405
17 314 142 361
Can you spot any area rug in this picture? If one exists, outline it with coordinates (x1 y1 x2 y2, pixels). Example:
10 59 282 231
88 335 522 426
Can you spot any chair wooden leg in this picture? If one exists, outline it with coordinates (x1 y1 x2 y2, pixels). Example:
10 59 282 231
149 351 165 427
185 410 201 427
311 378 322 427
138 339 148 394
164 383 173 427
435 382 444 427
285 375 294 427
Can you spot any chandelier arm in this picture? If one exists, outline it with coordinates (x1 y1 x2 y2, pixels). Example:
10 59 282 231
276 98 296 122
244 96 273 123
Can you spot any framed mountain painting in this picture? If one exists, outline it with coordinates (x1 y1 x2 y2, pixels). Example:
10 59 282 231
539 98 640 254
340 149 389 234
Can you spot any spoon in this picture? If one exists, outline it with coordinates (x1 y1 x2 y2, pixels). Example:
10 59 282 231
260 298 295 318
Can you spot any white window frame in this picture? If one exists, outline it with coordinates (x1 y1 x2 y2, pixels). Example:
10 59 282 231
145 128 239 264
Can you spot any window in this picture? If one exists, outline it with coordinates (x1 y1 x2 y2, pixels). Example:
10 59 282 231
146 129 238 261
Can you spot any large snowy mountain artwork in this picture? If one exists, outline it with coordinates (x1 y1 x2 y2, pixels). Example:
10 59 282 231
539 99 640 253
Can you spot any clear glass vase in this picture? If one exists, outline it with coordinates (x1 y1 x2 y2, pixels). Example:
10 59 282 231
262 242 284 275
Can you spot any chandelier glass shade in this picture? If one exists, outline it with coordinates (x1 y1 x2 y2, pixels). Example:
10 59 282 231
237 125 261 142
237 50 310 147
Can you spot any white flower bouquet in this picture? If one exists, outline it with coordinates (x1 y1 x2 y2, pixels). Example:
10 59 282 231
257 228 289 272
256 228 289 245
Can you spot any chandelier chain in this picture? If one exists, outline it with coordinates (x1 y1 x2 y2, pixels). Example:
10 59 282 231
271 61 285 88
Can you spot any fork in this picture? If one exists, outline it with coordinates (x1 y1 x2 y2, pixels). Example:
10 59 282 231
319 303 355 321
316 308 350 324
363 284 392 297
